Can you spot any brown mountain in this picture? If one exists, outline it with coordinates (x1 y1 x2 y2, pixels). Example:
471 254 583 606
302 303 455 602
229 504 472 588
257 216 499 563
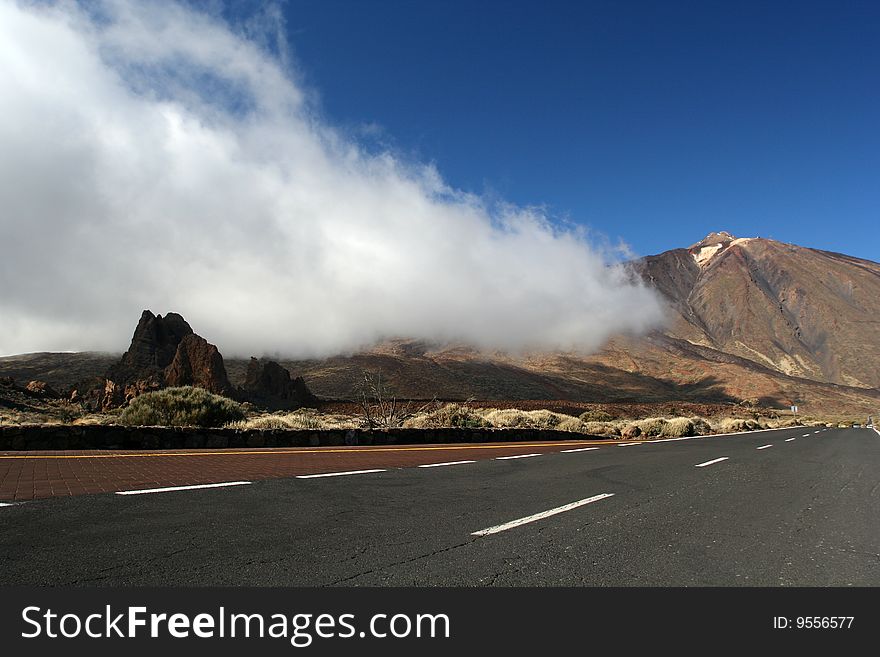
638 232 880 389
2 234 878 416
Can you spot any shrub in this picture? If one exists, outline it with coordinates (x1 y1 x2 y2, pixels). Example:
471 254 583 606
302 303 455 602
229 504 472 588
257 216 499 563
119 387 245 427
715 418 760 433
403 404 489 429
555 417 587 433
481 409 571 429
660 417 694 438
690 417 712 435
579 409 614 422
582 421 620 436
633 417 667 437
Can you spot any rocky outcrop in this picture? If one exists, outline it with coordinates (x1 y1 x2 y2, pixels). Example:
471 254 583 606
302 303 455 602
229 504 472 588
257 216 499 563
77 310 233 410
241 358 316 410
165 334 232 396
121 310 193 371
24 380 60 398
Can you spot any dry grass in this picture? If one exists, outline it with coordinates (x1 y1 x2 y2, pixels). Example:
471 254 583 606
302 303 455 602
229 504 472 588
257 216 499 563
227 409 358 430
660 417 695 437
402 403 489 429
714 418 761 433
582 421 620 436
632 417 667 437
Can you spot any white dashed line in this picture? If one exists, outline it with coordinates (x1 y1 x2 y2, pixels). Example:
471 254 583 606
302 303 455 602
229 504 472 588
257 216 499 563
561 447 601 453
785 438 796 442
417 460 476 468
802 434 810 437
695 457 729 468
617 442 643 447
471 493 615 536
296 469 386 479
116 481 252 495
814 431 821 434
756 444 773 450
495 453 541 460
0 502 14 507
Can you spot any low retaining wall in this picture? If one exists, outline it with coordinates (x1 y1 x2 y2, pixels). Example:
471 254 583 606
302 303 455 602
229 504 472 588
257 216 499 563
0 425 607 451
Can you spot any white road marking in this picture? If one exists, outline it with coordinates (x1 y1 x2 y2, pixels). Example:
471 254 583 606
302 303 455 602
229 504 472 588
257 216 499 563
802 434 810 437
116 481 252 496
785 438 796 442
0 502 14 507
756 444 773 450
617 442 643 447
561 447 601 453
495 453 541 460
813 431 821 434
296 469 386 479
471 493 615 536
695 457 729 468
417 460 476 468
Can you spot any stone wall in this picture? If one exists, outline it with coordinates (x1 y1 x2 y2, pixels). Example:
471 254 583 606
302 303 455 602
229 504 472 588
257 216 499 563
0 425 606 451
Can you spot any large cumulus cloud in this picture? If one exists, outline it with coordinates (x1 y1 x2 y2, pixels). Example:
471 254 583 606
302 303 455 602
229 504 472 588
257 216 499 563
0 0 664 357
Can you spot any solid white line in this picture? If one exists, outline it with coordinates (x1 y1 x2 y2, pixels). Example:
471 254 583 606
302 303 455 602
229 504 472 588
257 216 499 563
296 469 386 479
116 481 252 496
471 493 615 536
417 460 476 468
495 453 541 460
560 447 601 453
756 444 773 450
785 438 796 442
695 457 729 468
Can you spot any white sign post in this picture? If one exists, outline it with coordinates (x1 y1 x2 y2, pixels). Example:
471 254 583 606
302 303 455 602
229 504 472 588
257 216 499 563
791 405 798 423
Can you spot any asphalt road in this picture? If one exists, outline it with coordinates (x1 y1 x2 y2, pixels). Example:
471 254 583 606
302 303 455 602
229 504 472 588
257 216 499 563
1 426 878 586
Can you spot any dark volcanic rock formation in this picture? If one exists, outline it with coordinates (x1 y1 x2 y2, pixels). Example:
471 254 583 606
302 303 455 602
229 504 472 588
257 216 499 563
78 311 233 409
165 334 233 396
121 310 193 371
241 358 316 410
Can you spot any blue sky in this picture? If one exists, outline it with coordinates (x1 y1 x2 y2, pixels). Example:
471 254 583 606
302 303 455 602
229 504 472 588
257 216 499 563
244 0 878 260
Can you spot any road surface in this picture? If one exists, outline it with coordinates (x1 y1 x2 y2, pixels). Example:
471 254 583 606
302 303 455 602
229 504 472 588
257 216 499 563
1 425 877 586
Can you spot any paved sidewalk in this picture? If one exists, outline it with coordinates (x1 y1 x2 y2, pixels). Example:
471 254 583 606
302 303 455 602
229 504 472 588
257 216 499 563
0 439 605 501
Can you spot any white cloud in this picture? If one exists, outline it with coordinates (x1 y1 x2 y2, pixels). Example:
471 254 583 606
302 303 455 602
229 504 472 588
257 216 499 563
0 0 665 357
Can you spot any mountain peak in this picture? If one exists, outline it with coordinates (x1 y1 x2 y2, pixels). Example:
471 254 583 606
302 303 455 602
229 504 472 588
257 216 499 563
687 231 753 267
690 231 737 250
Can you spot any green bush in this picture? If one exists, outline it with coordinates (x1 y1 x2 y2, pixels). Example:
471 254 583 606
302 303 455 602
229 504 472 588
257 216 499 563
120 386 245 427
579 409 614 422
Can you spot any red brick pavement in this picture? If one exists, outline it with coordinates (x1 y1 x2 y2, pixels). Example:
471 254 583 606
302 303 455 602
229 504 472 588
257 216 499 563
0 439 611 501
